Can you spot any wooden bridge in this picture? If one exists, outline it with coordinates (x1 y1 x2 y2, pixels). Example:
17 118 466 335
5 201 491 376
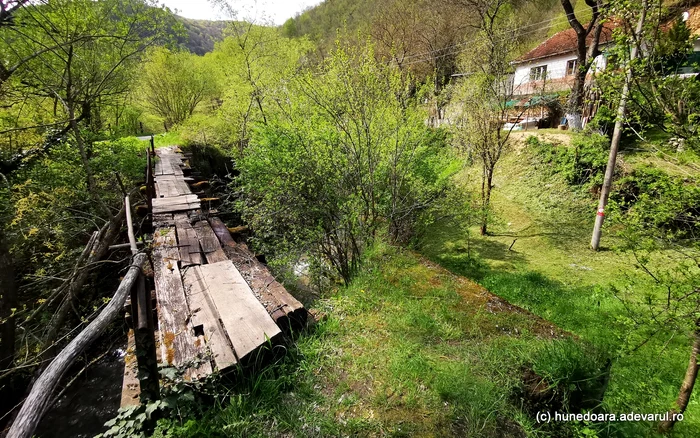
121 146 306 405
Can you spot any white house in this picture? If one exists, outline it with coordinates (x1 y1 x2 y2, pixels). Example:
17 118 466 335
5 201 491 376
511 24 615 96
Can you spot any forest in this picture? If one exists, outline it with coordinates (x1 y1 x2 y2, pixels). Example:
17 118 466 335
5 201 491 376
1 0 700 437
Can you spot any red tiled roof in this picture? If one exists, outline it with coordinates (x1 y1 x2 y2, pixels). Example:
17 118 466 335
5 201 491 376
515 22 617 64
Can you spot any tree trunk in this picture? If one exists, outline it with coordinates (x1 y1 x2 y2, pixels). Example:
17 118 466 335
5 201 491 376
590 2 647 250
560 0 603 131
566 34 589 131
480 167 493 236
659 323 700 432
0 235 17 370
6 252 147 438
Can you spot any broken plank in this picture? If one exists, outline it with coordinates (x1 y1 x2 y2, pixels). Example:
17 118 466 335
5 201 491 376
153 204 201 215
153 227 212 379
174 214 202 267
152 194 200 205
193 221 227 263
182 266 238 371
199 261 282 359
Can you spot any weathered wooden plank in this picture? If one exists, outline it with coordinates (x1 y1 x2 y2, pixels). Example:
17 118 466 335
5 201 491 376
182 266 238 371
209 218 307 329
120 330 140 408
152 194 200 205
174 214 202 267
153 228 212 379
153 204 201 215
199 261 282 359
193 221 228 263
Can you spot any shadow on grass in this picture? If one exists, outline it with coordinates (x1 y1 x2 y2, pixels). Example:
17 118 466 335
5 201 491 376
418 222 527 281
418 221 620 347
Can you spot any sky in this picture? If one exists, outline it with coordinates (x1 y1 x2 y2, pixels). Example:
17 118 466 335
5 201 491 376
158 0 324 25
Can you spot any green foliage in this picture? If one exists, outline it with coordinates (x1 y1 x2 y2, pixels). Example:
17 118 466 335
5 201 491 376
98 365 206 438
595 3 700 152
206 26 312 152
6 137 145 311
609 165 700 242
527 133 610 188
138 47 216 128
239 42 460 283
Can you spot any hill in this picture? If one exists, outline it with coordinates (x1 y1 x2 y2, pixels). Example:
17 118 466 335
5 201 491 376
177 17 228 55
280 0 567 85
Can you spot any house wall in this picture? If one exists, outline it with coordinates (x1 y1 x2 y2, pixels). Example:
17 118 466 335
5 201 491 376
512 53 607 96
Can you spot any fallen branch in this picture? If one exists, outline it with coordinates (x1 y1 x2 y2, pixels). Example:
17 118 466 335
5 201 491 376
6 252 147 438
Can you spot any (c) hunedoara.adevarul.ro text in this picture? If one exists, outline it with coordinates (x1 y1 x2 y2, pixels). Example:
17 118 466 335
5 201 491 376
536 411 684 424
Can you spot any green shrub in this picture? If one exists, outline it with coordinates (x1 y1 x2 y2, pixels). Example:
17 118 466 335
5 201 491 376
609 165 700 241
531 339 610 413
528 133 610 189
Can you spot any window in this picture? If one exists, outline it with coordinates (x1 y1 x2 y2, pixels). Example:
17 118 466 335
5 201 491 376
566 59 578 76
530 65 547 81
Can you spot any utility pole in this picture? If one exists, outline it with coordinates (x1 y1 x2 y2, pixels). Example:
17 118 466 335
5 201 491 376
590 1 648 250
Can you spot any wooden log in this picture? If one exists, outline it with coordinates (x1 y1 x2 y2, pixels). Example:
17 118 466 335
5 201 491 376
208 218 307 330
7 252 147 438
197 261 282 360
109 241 147 251
181 266 238 371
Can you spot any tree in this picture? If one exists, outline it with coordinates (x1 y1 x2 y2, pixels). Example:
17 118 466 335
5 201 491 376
139 48 212 129
560 0 605 130
601 1 700 431
450 0 523 235
0 0 172 376
239 42 458 283
210 23 311 154
590 0 648 250
608 165 700 432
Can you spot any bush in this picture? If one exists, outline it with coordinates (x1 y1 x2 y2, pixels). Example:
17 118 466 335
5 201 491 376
528 133 611 189
609 165 700 241
238 44 460 283
530 339 610 413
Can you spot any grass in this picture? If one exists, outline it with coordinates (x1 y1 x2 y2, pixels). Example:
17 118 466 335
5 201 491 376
151 242 609 437
417 133 700 437
148 130 699 437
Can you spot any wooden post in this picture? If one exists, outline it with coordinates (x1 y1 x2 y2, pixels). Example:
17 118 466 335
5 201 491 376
145 148 153 214
125 196 159 401
149 136 155 155
130 273 159 402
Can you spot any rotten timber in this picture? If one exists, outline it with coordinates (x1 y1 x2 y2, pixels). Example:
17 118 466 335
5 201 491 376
209 217 307 330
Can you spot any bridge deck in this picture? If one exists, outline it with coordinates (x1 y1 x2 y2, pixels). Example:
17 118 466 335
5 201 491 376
122 146 305 406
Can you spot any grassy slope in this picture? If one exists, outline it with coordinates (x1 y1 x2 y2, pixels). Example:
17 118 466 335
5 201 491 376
155 242 597 437
418 131 700 437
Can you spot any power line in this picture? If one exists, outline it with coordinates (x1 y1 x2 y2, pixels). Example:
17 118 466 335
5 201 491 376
402 15 575 67
399 13 573 63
